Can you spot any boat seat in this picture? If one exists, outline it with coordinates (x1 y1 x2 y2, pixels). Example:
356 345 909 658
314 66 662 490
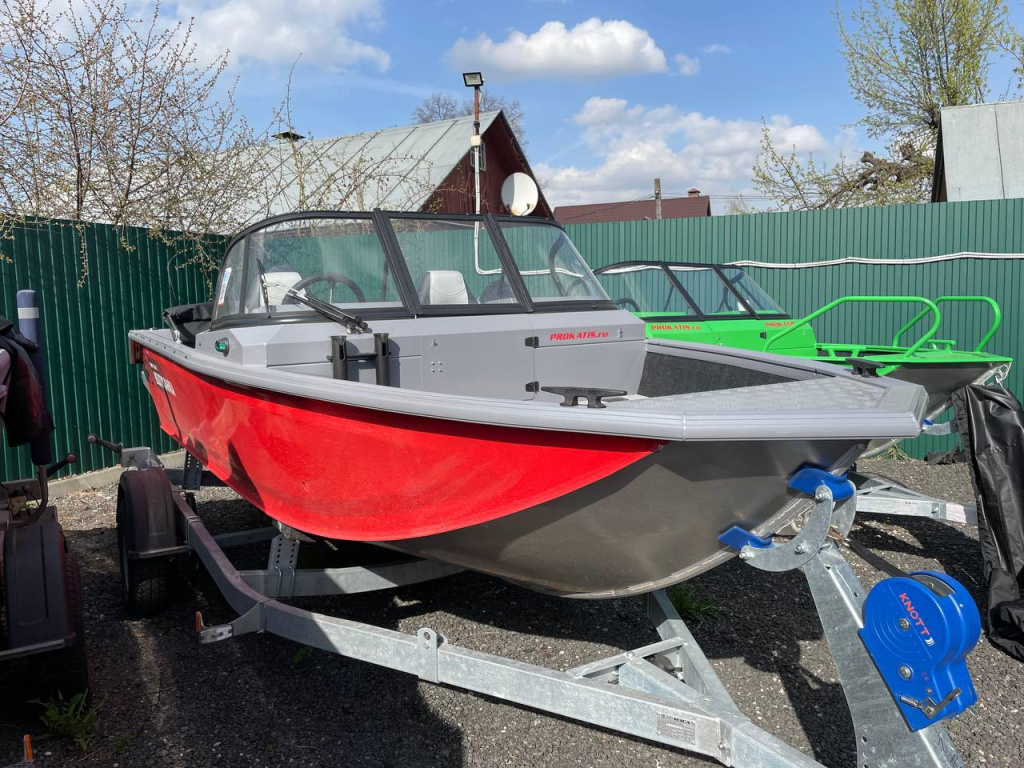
163 302 213 348
419 270 470 305
264 271 302 305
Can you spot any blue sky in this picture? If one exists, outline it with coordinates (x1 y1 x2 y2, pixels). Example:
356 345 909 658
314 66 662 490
169 0 1024 210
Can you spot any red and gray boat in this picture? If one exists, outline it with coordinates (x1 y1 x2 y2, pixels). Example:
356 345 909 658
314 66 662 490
130 211 927 598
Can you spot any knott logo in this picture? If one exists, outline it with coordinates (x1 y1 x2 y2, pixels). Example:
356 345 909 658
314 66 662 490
900 592 936 646
549 331 610 341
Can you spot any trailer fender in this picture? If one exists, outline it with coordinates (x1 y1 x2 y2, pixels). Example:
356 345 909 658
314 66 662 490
2 512 73 648
117 467 181 556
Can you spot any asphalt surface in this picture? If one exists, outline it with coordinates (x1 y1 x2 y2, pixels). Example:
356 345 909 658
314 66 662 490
2 458 1022 767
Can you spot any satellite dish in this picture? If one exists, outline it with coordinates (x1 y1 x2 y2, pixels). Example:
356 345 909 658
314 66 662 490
501 173 539 216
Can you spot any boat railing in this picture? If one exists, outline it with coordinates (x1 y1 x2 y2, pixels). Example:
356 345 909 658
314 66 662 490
764 296 942 356
891 296 1002 353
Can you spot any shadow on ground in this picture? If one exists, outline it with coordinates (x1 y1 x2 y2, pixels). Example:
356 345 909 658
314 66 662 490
0 482 997 768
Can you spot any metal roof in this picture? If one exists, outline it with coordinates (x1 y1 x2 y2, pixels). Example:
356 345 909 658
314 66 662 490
554 195 711 225
244 112 501 221
932 100 1024 202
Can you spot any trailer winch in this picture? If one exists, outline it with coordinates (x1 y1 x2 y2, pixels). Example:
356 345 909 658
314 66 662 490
860 570 981 731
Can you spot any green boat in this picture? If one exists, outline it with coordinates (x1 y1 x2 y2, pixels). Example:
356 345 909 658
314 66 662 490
594 260 1012 453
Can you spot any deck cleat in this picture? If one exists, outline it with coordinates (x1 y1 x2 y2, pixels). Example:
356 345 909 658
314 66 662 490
859 570 981 731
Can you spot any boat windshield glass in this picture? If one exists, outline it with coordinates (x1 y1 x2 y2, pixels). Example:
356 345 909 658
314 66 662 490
497 221 608 303
595 265 697 315
718 267 786 315
215 213 611 324
223 216 401 321
389 217 519 307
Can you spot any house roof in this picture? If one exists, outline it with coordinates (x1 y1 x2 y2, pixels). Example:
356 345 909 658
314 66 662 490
932 100 1024 203
554 196 711 225
245 111 503 221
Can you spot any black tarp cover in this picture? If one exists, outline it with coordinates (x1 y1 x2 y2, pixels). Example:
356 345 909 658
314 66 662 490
953 385 1024 661
0 314 54 448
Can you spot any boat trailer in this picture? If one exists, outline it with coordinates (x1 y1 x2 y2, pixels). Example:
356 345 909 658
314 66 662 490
103 445 981 768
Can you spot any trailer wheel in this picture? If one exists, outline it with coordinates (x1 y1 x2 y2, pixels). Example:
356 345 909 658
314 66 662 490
117 470 177 618
34 552 90 700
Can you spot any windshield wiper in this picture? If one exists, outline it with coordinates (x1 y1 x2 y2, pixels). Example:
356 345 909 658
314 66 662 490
256 261 368 334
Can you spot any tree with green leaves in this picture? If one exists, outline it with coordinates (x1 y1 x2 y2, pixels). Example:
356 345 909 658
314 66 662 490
753 0 1020 210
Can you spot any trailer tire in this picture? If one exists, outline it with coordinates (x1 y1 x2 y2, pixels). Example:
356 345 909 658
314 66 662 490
34 552 90 700
117 471 177 618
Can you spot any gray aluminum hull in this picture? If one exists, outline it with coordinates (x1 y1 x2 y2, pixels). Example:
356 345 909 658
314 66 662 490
382 437 860 598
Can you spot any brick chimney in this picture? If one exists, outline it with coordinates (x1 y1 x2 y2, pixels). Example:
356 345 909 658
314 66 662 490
686 187 701 197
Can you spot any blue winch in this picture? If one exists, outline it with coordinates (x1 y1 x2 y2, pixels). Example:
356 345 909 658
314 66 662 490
859 570 981 731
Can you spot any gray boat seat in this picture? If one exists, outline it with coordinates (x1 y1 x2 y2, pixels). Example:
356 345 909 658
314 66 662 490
419 270 470 305
265 270 302 305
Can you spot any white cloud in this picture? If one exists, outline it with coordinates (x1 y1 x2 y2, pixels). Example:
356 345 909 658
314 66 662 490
538 97 838 207
444 18 668 80
176 0 390 71
702 43 730 54
674 53 700 77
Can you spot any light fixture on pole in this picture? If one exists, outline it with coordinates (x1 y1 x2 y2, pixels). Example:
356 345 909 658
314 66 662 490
462 72 484 216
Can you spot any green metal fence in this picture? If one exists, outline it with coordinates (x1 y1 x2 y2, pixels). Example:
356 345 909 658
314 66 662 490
3 199 1022 479
568 197 1024 458
0 219 213 479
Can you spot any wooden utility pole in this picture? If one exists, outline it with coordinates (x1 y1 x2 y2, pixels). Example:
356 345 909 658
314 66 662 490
654 178 662 220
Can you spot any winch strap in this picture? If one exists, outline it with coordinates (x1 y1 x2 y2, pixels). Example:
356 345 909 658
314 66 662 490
842 535 909 580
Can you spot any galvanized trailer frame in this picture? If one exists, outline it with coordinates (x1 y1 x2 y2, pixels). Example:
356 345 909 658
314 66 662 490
112 449 969 768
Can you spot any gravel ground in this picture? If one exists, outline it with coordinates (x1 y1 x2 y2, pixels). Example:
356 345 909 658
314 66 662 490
2 458 1022 768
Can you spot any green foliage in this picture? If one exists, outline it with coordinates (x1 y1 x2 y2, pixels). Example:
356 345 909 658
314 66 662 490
668 585 722 626
35 691 102 753
293 647 315 663
754 0 1021 211
837 0 1014 138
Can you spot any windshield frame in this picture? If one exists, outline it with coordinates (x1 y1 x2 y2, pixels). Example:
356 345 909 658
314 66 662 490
594 260 790 321
210 210 615 332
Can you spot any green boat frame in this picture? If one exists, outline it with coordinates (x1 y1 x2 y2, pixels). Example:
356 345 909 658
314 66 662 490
595 261 1012 453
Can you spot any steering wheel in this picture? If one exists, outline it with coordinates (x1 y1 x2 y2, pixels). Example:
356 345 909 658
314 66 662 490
615 297 641 312
715 285 735 313
547 240 591 298
284 273 366 304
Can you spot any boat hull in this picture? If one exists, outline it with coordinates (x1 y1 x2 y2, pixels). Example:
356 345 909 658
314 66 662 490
863 360 1006 455
886 361 1005 413
382 437 861 598
140 348 660 541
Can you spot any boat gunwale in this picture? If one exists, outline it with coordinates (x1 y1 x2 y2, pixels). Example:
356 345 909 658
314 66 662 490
130 329 927 443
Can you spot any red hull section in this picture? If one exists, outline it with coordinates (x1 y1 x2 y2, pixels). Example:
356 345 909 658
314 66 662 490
141 350 660 540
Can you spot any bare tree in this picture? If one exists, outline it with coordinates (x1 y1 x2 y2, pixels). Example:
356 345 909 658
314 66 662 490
413 92 459 123
412 90 527 144
0 0 440 280
0 0 277 275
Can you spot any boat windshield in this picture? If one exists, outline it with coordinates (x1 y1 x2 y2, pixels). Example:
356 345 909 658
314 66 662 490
215 216 402 321
213 213 610 324
495 220 607 303
596 265 698 315
717 267 785 315
595 263 787 319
